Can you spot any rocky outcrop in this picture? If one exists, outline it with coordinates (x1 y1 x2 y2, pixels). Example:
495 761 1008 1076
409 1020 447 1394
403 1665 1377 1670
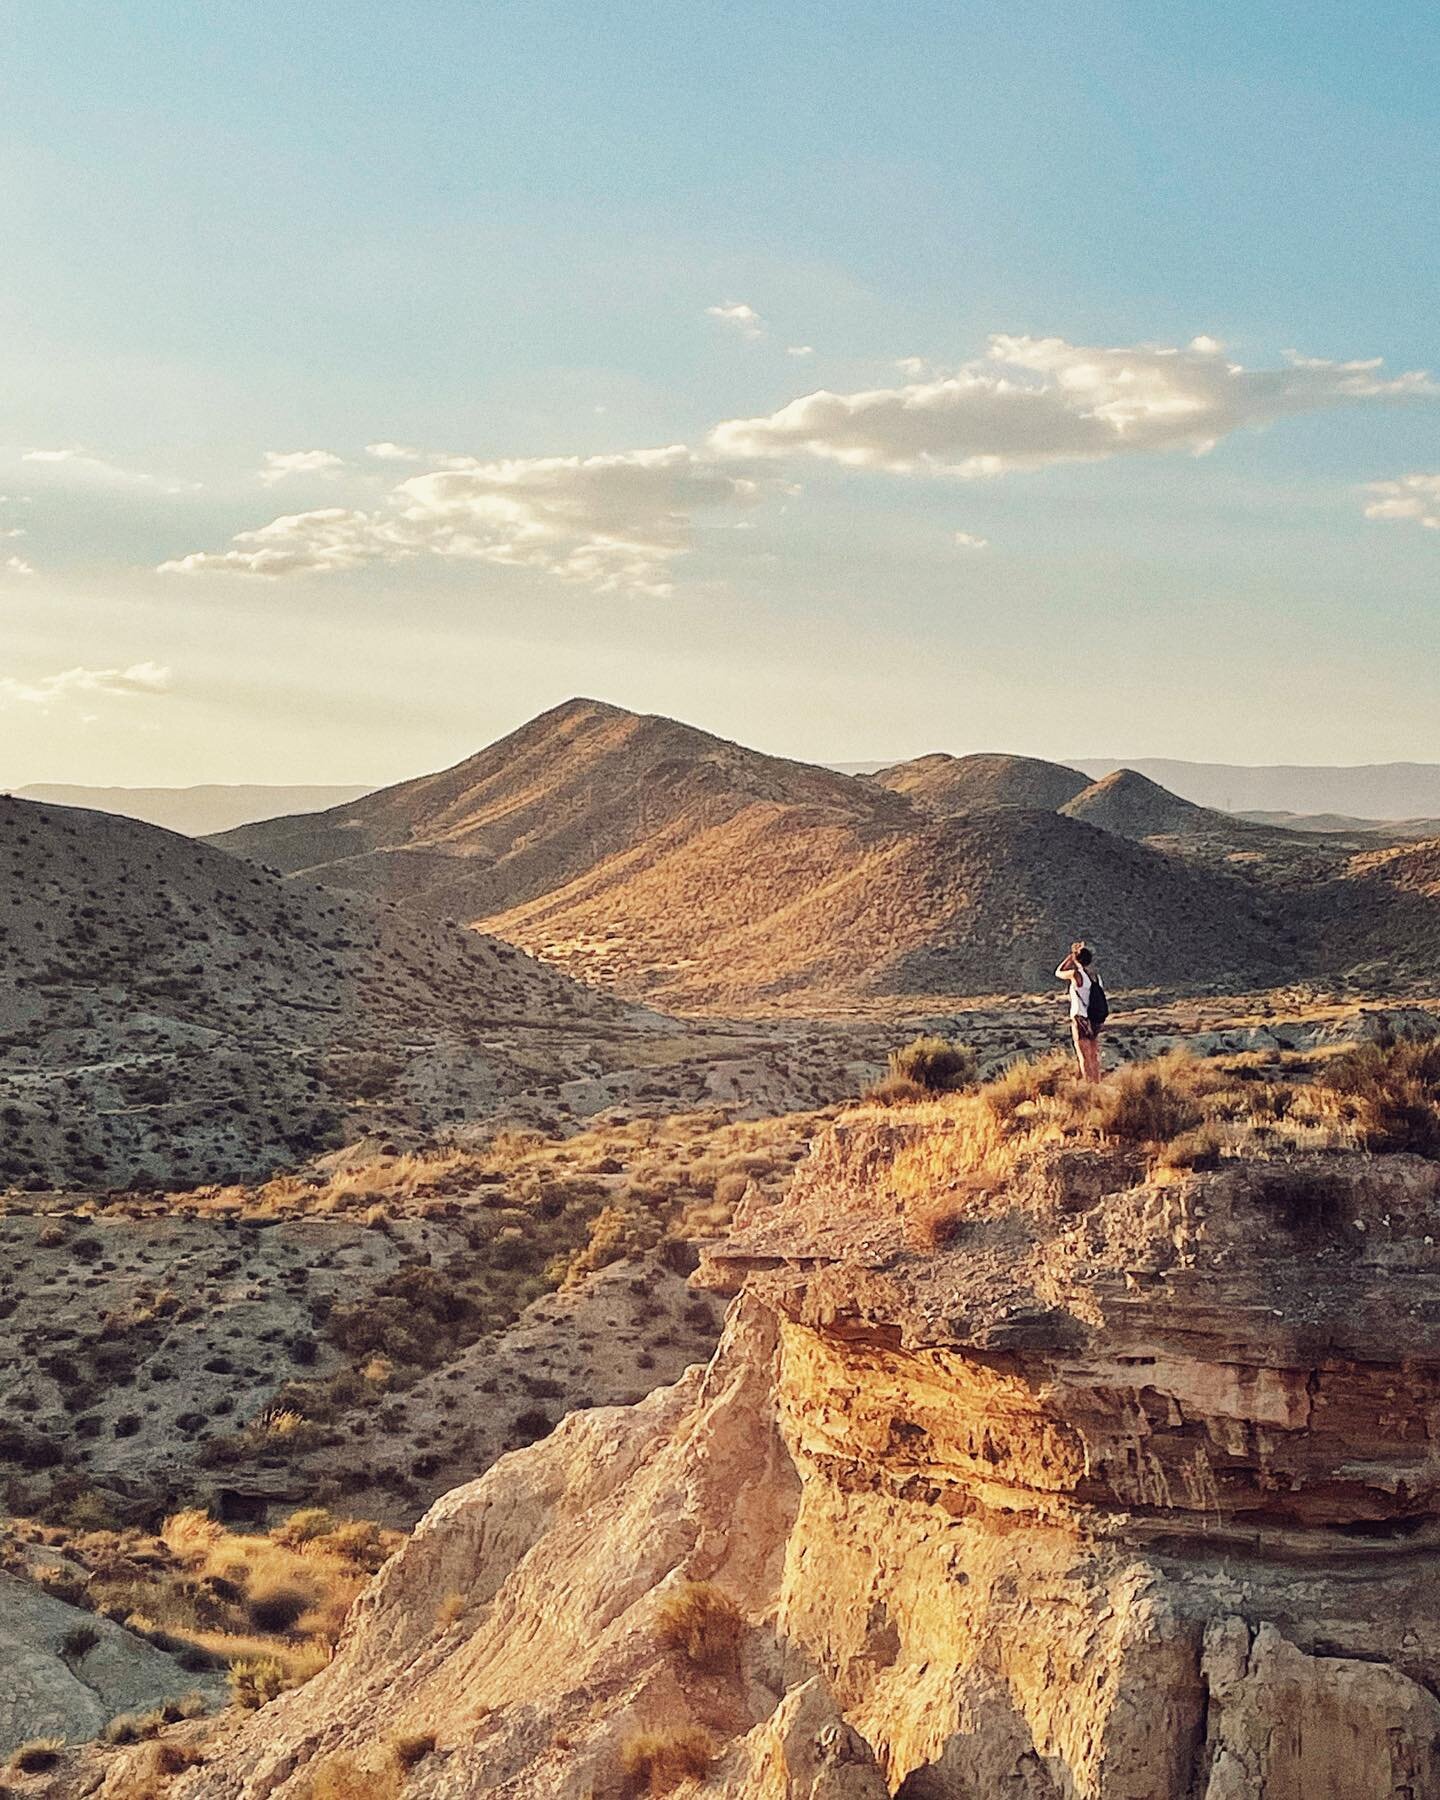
175 1120 1440 1798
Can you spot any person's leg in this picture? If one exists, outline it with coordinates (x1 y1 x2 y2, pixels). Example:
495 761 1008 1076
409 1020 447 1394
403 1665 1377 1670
1083 1029 1103 1083
1071 1018 1088 1077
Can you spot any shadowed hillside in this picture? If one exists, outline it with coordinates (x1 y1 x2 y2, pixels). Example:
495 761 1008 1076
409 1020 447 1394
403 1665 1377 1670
0 796 642 1187
871 750 1090 815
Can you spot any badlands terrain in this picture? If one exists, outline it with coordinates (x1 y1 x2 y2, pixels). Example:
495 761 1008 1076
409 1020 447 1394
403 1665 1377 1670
7 700 1440 1795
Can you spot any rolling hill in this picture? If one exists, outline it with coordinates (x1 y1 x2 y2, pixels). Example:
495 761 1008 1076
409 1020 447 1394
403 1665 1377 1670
870 750 1090 815
0 795 642 1188
210 700 1343 1010
1061 767 1235 838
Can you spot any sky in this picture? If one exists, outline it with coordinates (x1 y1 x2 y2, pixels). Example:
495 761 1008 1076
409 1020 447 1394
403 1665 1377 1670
2 0 1438 787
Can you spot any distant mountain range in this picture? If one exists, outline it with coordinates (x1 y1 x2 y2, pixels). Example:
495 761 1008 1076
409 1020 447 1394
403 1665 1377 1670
9 782 373 836
839 758 1440 821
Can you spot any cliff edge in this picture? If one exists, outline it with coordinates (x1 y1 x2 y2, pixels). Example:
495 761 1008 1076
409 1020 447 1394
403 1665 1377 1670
167 1083 1440 1799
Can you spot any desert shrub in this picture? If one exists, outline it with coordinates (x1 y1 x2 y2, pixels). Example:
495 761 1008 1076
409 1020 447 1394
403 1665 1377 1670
1090 1061 1205 1145
620 1726 715 1794
887 1036 978 1094
391 1730 437 1768
247 1580 313 1633
293 1753 403 1800
565 1203 666 1284
1321 1036 1440 1156
435 1591 465 1629
275 1507 334 1546
228 1656 290 1710
862 1074 928 1108
10 1738 65 1773
655 1580 743 1673
1155 1124 1224 1172
982 1051 1074 1124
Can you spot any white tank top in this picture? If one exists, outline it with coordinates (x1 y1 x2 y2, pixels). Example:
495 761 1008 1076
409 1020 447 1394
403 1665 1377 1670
1070 970 1092 1019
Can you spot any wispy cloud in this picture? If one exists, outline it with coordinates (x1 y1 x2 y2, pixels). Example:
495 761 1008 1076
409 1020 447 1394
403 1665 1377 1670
161 449 765 596
953 531 989 550
706 301 766 341
1363 471 1440 531
20 448 198 493
258 449 347 485
3 554 35 577
709 335 1434 475
786 345 816 358
0 661 172 709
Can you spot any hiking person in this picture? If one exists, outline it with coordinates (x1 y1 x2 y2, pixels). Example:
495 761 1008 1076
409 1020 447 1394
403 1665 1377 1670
1056 941 1107 1082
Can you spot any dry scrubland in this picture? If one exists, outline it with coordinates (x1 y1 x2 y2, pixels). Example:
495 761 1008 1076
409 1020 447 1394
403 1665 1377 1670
8 1033 1440 1793
0 1102 833 1777
60 1031 1440 1800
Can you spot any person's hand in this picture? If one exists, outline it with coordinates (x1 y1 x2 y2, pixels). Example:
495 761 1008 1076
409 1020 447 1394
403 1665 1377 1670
1071 940 1085 955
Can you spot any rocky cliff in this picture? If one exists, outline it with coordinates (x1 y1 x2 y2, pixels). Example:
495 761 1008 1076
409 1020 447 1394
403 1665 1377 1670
168 1110 1440 1799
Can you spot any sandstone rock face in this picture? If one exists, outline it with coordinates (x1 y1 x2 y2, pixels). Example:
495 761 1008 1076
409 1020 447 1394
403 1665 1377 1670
177 1124 1440 1798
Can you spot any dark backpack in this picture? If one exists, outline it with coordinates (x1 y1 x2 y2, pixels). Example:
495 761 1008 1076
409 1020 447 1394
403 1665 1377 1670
1087 975 1109 1030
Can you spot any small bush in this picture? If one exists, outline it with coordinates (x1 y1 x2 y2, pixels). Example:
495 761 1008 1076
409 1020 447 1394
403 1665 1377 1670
1322 1036 1440 1156
1155 1124 1224 1172
982 1051 1074 1123
620 1725 715 1795
276 1507 335 1546
228 1656 290 1710
862 1075 928 1108
391 1730 437 1769
11 1738 65 1773
1091 1063 1204 1145
655 1580 743 1673
292 1754 404 1800
887 1036 978 1094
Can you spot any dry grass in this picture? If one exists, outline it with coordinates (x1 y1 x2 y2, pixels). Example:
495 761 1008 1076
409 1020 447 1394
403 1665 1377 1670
863 1041 1440 1242
620 1725 716 1794
655 1580 744 1673
292 1752 405 1800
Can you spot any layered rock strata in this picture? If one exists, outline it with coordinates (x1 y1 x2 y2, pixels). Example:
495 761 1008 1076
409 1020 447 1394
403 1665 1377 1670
174 1120 1440 1799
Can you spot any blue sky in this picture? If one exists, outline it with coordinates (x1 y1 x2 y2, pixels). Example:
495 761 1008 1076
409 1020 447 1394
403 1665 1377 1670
2 0 1438 785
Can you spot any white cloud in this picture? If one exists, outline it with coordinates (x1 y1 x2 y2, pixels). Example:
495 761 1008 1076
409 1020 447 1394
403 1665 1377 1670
1363 472 1440 531
365 441 424 462
709 335 1434 476
706 301 766 341
161 448 765 597
0 661 172 709
786 345 816 358
3 555 35 576
0 526 26 540
258 449 346 485
953 531 989 550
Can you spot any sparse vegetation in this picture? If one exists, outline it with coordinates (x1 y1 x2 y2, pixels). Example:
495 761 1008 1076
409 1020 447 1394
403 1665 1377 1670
655 1579 744 1672
10 1737 65 1774
886 1035 979 1094
619 1724 716 1794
